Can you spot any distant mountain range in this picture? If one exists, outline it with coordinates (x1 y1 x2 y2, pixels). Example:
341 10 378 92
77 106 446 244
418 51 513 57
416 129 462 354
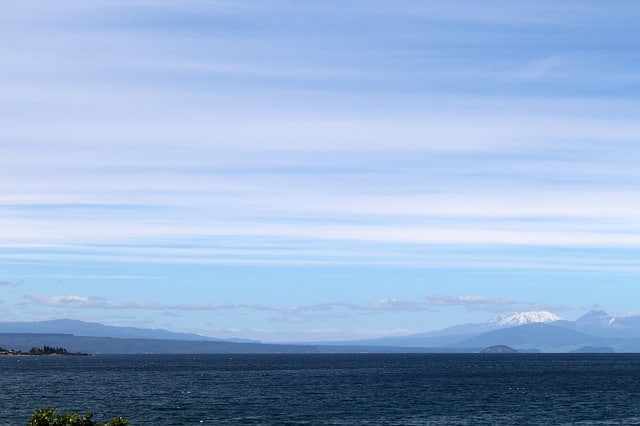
319 310 640 353
0 319 219 341
2 311 640 353
0 318 257 343
0 319 284 354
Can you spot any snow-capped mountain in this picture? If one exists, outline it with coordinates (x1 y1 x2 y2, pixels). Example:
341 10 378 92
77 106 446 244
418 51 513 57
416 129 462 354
488 311 564 326
312 309 640 352
570 309 640 338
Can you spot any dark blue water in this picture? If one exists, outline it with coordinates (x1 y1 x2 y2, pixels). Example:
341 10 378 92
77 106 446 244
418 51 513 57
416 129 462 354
2 354 640 425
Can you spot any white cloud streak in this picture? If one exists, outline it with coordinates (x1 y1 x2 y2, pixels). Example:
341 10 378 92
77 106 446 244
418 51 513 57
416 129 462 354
2 0 640 273
24 294 234 311
425 295 516 309
25 293 521 316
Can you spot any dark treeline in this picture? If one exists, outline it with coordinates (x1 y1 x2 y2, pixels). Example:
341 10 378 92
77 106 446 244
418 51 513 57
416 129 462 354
28 345 70 355
0 345 87 356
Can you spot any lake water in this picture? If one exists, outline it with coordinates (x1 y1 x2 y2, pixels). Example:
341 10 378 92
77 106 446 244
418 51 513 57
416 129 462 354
2 353 640 424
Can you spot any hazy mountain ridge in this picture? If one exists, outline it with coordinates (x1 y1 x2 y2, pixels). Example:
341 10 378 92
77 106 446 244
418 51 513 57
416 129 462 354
0 319 253 342
3 310 640 353
0 333 317 354
319 309 640 352
449 323 618 351
561 310 640 339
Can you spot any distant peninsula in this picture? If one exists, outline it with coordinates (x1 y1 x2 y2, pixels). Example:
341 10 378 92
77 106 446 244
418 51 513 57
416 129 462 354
0 345 88 356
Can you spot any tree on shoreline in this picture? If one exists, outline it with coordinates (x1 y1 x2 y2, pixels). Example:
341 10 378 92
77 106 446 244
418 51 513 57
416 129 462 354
27 407 131 426
0 345 87 356
29 345 69 355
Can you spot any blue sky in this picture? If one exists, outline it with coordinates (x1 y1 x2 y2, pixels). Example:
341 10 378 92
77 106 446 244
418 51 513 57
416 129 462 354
2 1 640 341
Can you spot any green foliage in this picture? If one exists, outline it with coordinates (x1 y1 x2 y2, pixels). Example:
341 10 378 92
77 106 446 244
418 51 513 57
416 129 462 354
1 345 87 356
27 407 56 426
28 345 70 355
27 408 131 426
51 411 94 426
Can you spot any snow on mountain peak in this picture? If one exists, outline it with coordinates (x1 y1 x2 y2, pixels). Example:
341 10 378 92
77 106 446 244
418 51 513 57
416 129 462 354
489 311 564 326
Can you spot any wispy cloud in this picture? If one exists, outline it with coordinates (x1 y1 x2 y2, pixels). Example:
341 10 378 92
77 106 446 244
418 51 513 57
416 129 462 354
24 294 234 311
3 0 640 338
356 299 425 312
425 294 517 310
25 293 523 317
3 3 640 271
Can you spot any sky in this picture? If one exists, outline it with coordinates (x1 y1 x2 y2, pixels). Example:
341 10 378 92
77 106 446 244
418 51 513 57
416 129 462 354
2 1 640 342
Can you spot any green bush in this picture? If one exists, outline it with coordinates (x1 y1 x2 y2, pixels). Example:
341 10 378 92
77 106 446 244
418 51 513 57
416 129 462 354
27 408 131 426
